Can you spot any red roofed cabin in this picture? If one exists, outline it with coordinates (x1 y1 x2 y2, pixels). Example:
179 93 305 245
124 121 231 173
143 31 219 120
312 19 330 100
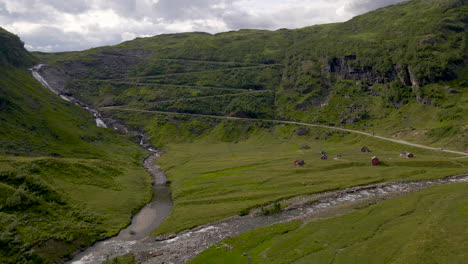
400 152 414 158
295 160 305 167
371 156 380 166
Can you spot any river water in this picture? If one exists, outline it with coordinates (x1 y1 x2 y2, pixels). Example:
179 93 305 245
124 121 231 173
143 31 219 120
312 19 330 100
30 64 173 263
67 175 468 264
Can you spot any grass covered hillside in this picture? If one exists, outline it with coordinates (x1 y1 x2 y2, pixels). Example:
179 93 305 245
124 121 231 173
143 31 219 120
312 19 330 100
0 28 151 263
277 0 467 149
35 0 467 150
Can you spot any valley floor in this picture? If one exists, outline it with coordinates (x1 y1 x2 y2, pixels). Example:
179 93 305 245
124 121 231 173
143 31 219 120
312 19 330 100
95 175 467 264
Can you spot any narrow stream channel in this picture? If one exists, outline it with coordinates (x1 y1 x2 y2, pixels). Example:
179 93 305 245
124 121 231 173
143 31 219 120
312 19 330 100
69 153 173 264
30 64 173 263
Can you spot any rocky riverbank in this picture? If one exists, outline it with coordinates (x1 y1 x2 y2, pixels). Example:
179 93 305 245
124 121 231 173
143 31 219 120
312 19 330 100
103 174 467 264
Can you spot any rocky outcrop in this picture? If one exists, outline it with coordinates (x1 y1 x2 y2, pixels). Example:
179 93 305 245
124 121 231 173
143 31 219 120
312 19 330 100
36 65 71 94
326 55 396 84
395 64 413 86
56 49 153 80
325 55 430 89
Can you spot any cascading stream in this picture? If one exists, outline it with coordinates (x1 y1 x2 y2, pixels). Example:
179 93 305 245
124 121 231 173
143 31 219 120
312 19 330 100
30 64 173 263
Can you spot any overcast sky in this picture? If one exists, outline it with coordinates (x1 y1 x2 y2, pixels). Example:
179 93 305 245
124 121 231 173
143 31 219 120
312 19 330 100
0 0 407 52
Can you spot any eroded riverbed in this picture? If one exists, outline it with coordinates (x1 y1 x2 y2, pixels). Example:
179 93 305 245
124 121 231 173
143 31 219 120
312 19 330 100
71 175 467 264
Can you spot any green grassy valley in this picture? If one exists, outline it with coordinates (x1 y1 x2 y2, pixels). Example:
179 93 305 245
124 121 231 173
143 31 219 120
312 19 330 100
1 0 467 263
150 121 466 235
0 31 151 263
100 109 466 235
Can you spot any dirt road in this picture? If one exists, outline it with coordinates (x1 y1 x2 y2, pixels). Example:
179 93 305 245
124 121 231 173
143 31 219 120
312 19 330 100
101 107 467 156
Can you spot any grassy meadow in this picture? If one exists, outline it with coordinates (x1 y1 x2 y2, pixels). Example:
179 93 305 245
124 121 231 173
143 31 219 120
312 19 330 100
142 116 467 235
189 182 468 264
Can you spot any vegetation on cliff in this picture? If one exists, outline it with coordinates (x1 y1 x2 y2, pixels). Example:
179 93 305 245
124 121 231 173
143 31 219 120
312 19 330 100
36 0 467 150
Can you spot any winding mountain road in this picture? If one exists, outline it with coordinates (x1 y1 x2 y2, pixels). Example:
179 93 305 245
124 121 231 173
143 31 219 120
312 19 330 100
101 106 467 156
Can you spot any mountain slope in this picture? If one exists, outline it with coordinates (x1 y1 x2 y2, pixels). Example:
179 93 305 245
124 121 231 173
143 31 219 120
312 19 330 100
0 28 151 263
3 1 466 262
35 0 467 150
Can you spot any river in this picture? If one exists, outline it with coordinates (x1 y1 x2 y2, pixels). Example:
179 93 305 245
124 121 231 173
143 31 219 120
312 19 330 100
70 175 468 264
30 64 173 263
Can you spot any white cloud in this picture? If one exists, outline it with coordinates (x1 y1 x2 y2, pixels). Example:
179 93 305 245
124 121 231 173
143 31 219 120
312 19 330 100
0 0 408 52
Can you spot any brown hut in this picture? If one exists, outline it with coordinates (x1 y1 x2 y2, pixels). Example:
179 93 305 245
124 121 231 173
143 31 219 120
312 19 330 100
371 156 380 166
361 146 371 152
294 160 305 167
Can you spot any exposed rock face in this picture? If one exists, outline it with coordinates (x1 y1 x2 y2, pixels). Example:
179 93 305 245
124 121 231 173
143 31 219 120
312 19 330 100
407 66 420 87
36 49 154 100
395 64 413 86
57 49 153 80
326 55 396 84
324 55 431 89
36 65 70 94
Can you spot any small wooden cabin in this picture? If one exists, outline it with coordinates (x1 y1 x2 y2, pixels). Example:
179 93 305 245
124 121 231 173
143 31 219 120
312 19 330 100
361 146 371 152
400 152 414 158
371 156 380 166
295 160 305 167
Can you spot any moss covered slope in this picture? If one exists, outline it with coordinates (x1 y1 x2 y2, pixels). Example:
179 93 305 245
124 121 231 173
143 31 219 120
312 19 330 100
0 28 151 263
